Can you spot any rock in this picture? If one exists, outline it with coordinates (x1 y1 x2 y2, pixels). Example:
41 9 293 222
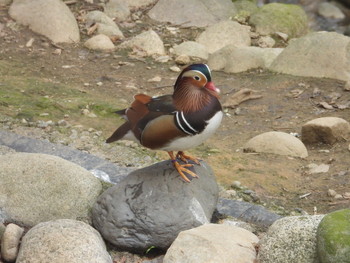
175 54 191 65
216 198 282 229
0 223 24 262
0 223 5 238
243 131 308 158
301 117 350 145
0 153 102 226
233 0 258 21
84 34 115 51
258 215 324 263
249 3 308 38
173 41 209 60
124 0 157 9
169 66 181 72
307 163 330 174
257 36 276 48
92 160 219 253
9 0 80 43
85 11 124 39
317 209 350 263
119 29 165 56
196 20 251 54
163 224 259 263
16 219 112 263
148 0 237 28
104 0 130 21
318 2 345 20
208 45 283 73
0 0 12 5
0 130 132 183
269 32 350 83
327 189 337 197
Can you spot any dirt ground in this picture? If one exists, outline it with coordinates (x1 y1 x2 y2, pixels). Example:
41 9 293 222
0 4 349 216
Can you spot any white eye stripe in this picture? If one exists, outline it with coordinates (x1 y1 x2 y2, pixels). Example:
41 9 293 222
182 70 207 82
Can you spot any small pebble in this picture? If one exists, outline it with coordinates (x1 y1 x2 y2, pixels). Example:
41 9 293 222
231 180 242 189
169 66 181 72
57 120 68 126
327 189 337 197
147 76 162 83
343 192 350 199
334 194 343 199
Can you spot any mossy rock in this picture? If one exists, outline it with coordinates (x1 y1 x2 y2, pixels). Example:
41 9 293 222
317 209 350 263
233 0 258 22
249 3 308 38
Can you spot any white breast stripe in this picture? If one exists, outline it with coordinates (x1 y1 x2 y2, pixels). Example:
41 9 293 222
180 112 198 133
175 112 192 135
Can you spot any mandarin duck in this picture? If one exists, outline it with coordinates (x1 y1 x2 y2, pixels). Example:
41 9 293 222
106 64 222 182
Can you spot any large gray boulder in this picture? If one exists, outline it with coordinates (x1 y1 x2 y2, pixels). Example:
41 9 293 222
9 0 80 43
269 32 350 83
148 0 237 28
0 153 102 226
92 160 219 253
163 224 259 263
16 219 112 263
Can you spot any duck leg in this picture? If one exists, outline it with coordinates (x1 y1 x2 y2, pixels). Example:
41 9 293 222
176 151 201 165
168 151 198 182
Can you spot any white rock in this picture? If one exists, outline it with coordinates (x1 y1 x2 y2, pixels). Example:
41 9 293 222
269 32 350 83
1 223 24 262
16 219 112 263
163 224 258 263
318 2 345 20
119 29 165 56
327 189 337 197
9 0 80 43
104 0 130 21
84 34 115 51
169 66 181 72
85 11 124 38
148 0 236 28
258 215 324 263
243 131 308 158
147 76 162 82
196 20 251 54
0 153 102 226
208 45 283 73
301 117 350 145
173 41 209 60
175 54 191 65
307 163 330 174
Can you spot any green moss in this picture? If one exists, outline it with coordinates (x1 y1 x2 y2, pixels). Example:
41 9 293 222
317 209 350 263
249 3 308 38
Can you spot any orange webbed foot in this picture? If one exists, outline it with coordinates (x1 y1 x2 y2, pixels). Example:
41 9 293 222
168 151 199 182
176 151 201 165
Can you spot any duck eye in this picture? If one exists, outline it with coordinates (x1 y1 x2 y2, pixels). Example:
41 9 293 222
194 76 200 81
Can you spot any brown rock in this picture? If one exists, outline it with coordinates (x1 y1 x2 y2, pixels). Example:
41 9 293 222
302 117 350 144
